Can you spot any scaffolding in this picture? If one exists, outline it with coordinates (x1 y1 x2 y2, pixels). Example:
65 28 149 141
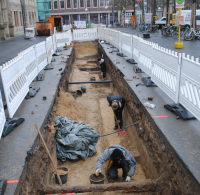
36 0 50 21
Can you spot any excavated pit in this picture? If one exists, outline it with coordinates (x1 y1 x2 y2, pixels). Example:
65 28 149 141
14 41 200 195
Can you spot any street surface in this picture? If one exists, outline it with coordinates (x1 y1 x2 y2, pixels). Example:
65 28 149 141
0 35 47 101
113 27 200 59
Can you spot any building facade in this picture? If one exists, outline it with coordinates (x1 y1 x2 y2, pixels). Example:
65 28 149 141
0 0 38 40
49 0 134 25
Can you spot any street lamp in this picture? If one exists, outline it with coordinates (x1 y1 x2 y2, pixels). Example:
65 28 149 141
105 6 108 27
85 0 88 24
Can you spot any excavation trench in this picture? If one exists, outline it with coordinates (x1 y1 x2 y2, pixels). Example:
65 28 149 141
15 42 200 195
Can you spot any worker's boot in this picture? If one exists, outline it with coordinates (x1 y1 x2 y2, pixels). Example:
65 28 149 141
113 125 118 130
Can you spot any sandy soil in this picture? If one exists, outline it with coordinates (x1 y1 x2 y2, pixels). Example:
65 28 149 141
53 42 147 195
75 42 99 59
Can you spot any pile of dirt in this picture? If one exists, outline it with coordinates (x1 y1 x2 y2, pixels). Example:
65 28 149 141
75 42 98 58
56 90 88 123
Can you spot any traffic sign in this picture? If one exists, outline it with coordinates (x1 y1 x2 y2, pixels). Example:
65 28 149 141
176 0 185 8
136 0 141 1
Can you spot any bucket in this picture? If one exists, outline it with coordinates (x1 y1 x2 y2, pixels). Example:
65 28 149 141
89 173 106 184
81 86 86 93
76 90 83 96
55 166 68 184
90 77 96 81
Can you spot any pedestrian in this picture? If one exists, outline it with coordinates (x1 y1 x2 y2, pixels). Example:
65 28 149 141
123 19 126 27
107 95 125 130
95 144 136 182
98 57 106 80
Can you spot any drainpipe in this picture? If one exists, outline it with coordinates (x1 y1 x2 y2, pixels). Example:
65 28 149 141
20 0 27 33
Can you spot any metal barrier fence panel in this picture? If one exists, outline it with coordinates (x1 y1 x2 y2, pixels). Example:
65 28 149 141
0 54 29 118
151 45 178 102
137 40 153 76
132 35 141 60
121 33 132 58
179 54 200 120
73 29 98 41
50 36 54 55
98 28 105 40
111 30 120 49
35 41 48 73
46 36 53 65
56 31 72 47
21 46 38 86
104 29 110 43
0 90 6 139
63 25 71 31
52 34 57 53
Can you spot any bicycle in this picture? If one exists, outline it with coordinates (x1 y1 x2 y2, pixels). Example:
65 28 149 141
161 25 174 36
171 25 190 39
184 27 200 40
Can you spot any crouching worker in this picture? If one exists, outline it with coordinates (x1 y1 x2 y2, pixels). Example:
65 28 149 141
107 95 125 130
95 144 136 182
98 57 106 80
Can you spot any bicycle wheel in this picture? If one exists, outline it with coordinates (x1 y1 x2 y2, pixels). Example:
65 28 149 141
172 30 178 39
161 29 167 36
184 29 194 40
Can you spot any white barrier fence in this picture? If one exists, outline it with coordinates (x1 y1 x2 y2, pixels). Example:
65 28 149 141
35 41 48 73
73 28 98 40
100 28 200 121
0 54 29 118
179 54 200 119
0 90 6 138
63 24 71 31
21 46 38 86
56 31 72 47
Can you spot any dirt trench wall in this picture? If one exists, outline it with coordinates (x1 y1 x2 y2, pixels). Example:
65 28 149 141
98 44 200 195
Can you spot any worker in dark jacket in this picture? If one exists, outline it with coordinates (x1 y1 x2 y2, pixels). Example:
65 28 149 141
98 57 106 80
107 95 125 130
96 144 136 182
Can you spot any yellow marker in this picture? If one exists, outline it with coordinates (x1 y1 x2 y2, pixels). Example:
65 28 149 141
175 8 183 48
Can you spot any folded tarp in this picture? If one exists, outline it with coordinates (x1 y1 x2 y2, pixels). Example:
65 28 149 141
55 116 99 161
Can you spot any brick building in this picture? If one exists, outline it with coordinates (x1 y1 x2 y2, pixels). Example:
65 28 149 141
49 0 134 25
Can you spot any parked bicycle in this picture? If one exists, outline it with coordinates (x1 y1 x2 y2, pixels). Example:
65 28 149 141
184 27 200 40
161 25 174 36
171 25 190 39
139 24 151 32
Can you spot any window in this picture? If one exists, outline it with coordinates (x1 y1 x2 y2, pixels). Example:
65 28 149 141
100 0 104 7
161 18 166 21
29 12 32 25
80 0 84 8
93 0 97 7
54 0 58 9
49 0 51 9
66 0 71 8
20 12 23 26
32 12 34 23
60 0 64 9
74 0 77 8
14 11 19 27
87 0 90 7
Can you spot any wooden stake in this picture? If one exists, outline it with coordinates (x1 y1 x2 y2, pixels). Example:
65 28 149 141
34 124 62 186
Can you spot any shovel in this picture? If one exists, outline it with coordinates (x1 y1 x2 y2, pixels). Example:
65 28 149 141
113 111 126 136
34 124 62 186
